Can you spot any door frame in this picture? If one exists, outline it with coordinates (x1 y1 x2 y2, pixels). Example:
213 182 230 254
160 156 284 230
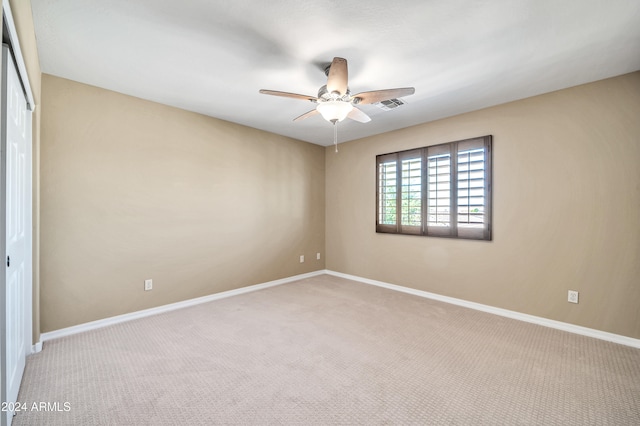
2 0 36 110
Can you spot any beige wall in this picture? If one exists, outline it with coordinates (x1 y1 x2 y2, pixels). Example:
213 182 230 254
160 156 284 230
326 72 640 339
4 0 42 344
40 75 325 332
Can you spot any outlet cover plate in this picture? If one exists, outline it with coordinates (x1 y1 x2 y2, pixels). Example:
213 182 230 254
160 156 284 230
568 290 579 304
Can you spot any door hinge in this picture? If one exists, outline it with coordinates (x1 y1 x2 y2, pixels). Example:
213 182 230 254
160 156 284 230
6 256 9 267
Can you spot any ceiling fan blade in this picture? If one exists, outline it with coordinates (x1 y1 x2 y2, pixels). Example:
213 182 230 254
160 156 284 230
347 107 371 123
293 109 320 122
326 57 348 96
259 89 317 102
352 87 415 105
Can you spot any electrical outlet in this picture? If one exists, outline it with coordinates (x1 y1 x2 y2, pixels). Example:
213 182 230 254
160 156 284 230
316 252 321 260
299 255 304 263
144 279 153 291
568 290 579 304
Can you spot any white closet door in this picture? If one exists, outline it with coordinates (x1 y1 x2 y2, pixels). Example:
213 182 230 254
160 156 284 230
1 44 31 426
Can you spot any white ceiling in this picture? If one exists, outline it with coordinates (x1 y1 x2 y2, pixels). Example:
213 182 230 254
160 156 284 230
31 0 640 146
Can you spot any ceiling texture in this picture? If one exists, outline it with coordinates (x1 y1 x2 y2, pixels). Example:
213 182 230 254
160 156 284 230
31 0 640 146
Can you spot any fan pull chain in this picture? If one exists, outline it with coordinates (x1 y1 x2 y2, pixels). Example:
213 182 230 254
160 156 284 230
332 120 338 153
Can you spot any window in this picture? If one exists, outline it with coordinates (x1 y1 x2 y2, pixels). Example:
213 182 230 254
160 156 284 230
376 136 492 240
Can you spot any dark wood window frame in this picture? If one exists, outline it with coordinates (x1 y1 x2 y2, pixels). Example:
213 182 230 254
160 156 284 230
376 135 492 241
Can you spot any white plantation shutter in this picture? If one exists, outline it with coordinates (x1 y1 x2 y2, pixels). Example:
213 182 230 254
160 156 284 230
376 135 492 240
426 143 453 237
399 150 422 234
456 137 491 240
376 153 399 233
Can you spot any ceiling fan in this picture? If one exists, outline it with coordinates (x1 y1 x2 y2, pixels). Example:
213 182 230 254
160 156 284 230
259 57 415 150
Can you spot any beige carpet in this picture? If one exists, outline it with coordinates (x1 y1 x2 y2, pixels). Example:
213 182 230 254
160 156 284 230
14 274 640 425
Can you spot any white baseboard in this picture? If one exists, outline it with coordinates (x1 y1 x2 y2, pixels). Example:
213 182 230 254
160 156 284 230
40 270 325 342
31 341 42 354
325 270 640 349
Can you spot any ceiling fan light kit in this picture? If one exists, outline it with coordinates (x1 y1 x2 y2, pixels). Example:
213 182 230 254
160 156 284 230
260 57 415 151
316 100 353 122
